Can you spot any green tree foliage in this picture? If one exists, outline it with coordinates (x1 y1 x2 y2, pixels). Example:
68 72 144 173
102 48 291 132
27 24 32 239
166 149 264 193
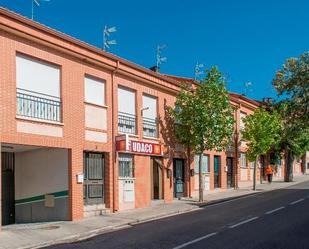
272 52 309 181
170 67 234 201
242 108 281 190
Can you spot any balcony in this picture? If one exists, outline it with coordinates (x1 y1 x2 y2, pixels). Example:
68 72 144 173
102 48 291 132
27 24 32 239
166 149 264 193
118 112 136 134
16 88 61 122
143 117 158 138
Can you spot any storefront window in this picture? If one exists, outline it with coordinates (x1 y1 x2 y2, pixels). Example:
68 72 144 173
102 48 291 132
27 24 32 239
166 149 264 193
119 154 134 178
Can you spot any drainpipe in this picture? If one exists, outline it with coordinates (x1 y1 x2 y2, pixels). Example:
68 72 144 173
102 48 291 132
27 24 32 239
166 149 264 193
112 60 120 212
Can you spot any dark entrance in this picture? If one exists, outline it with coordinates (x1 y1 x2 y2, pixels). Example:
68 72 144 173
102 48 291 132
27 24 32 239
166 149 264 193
214 156 221 188
227 157 234 188
151 158 163 200
83 152 104 205
1 152 15 225
173 159 184 198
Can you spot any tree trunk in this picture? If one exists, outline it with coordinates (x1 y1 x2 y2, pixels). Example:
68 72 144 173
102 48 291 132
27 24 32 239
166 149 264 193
301 154 306 174
253 156 258 191
198 153 204 202
285 149 294 182
187 146 191 198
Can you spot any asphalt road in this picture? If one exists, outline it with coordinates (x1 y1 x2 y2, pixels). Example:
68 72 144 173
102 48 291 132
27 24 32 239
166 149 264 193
47 180 309 249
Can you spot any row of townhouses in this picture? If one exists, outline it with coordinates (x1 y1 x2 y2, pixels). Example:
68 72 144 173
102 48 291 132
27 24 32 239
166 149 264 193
0 8 307 228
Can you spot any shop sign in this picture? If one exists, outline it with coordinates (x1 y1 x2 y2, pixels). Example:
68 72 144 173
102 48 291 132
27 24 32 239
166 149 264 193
115 135 162 156
131 140 162 155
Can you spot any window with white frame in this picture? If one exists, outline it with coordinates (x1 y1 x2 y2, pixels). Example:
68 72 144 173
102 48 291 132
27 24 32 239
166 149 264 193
16 54 61 122
194 154 210 173
118 87 136 134
249 161 255 169
142 95 157 137
84 76 105 106
240 153 247 168
240 112 247 131
118 154 134 178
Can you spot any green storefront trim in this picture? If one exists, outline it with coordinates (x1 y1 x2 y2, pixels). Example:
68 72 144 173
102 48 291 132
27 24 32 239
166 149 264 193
15 190 69 206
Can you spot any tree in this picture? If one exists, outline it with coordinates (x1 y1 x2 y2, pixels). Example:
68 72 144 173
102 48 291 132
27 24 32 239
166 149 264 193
170 67 234 202
272 52 309 181
242 108 281 190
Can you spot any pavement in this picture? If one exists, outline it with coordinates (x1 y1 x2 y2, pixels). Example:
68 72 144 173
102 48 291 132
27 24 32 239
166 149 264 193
1 174 308 249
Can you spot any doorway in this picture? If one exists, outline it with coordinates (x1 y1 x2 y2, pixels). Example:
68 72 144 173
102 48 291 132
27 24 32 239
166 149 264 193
173 159 184 198
1 152 15 225
214 156 221 188
151 158 163 200
227 157 234 188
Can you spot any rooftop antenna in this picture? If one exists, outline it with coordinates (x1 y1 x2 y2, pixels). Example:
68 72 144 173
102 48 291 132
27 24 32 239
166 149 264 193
243 81 253 96
103 26 117 51
156 44 167 70
31 0 50 20
194 62 204 80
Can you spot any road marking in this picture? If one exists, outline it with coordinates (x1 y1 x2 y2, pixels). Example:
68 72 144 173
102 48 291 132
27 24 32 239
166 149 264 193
265 206 285 215
171 232 217 249
289 198 305 205
229 217 259 229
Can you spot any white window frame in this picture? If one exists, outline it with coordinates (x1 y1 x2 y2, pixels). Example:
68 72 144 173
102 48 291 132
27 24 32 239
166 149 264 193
240 153 247 168
84 76 105 106
118 154 134 178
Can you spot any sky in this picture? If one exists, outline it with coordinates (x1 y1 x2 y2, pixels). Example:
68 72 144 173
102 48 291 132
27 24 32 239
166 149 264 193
1 0 308 100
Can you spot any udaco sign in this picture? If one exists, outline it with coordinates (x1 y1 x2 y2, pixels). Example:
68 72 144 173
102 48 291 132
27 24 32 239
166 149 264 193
115 135 162 156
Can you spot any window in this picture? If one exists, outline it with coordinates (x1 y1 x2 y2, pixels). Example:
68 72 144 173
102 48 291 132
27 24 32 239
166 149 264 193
84 76 105 106
118 87 136 134
119 154 134 178
143 95 157 137
16 54 61 122
194 154 209 173
240 112 247 131
249 161 255 169
240 153 247 168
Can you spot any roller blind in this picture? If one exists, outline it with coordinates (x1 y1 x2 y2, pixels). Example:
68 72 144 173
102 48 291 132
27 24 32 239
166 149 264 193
142 95 157 119
84 76 105 106
16 54 60 98
118 87 135 115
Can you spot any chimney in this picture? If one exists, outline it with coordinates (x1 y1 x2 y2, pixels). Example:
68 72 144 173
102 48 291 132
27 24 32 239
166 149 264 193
149 66 160 73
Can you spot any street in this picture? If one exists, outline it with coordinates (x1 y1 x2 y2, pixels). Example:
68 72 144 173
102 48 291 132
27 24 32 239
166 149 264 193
47 180 309 249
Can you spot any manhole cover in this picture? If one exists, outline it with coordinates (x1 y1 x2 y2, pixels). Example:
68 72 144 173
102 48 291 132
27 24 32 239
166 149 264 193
40 225 60 230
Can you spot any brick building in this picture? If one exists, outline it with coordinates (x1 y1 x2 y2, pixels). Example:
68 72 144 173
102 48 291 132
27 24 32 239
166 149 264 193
0 8 303 229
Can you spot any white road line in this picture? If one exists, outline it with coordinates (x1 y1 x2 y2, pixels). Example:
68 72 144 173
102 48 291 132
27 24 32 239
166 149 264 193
289 198 305 205
265 206 285 215
171 232 217 249
229 217 259 229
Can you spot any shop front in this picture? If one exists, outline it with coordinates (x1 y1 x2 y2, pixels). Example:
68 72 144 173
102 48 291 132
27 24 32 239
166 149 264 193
115 135 164 210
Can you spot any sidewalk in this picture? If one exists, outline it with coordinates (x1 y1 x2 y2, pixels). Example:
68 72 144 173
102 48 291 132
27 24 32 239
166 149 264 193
1 174 308 249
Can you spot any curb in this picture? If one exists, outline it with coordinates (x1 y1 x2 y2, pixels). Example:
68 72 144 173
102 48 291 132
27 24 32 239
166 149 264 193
18 176 309 249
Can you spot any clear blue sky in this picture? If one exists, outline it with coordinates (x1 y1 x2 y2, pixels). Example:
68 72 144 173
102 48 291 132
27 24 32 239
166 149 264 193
1 0 308 100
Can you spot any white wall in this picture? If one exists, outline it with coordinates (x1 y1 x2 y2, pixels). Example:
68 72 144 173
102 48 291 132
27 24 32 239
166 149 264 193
16 54 60 98
15 148 68 200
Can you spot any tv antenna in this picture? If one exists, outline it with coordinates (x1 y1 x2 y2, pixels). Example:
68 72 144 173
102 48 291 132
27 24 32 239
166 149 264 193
31 0 50 20
194 62 204 80
103 26 117 51
243 81 253 96
156 44 167 69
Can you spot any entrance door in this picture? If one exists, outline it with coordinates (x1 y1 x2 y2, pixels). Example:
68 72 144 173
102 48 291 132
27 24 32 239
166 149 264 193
151 158 163 200
173 159 184 198
83 152 104 205
227 157 234 188
214 156 221 188
1 152 15 225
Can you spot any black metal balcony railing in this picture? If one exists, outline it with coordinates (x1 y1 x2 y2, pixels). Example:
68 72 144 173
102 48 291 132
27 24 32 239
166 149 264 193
118 112 136 134
16 88 61 122
143 117 158 138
